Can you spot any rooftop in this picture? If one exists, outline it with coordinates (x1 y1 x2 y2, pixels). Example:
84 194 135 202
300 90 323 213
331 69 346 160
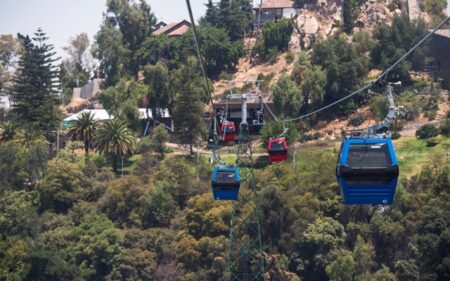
153 20 191 36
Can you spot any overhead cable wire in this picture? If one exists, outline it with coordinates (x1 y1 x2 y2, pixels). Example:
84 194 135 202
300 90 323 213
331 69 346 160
185 0 214 108
268 15 450 123
186 0 226 166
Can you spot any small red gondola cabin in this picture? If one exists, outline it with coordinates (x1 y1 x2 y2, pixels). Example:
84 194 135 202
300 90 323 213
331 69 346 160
220 121 236 142
268 137 288 163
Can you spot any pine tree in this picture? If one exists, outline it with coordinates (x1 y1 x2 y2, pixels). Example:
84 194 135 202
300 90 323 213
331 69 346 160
200 0 219 26
11 28 61 139
172 56 207 155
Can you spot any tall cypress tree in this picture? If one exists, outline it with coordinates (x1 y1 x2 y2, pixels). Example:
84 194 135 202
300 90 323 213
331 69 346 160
11 28 61 138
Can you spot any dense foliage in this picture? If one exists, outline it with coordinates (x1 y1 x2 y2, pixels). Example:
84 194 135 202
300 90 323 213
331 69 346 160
371 13 427 81
255 18 294 61
1 2 449 280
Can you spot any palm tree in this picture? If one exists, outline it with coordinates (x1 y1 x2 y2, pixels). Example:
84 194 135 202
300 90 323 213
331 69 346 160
94 118 136 172
0 122 16 144
67 111 98 155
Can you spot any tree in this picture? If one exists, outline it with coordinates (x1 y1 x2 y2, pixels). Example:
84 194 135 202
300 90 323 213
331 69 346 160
0 190 40 236
37 159 87 213
63 33 92 72
312 35 368 115
143 62 172 117
371 14 427 81
202 0 253 41
272 74 303 118
11 29 61 138
181 25 244 78
255 18 294 60
140 181 178 228
423 0 447 15
93 0 157 83
150 124 169 158
98 176 147 227
23 245 82 281
0 34 20 94
68 211 123 279
200 0 219 26
343 0 354 34
66 111 98 156
296 217 346 280
301 65 326 113
93 21 130 86
94 118 136 172
0 121 16 144
172 56 207 155
326 249 356 281
137 34 179 69
372 265 396 281
0 138 48 189
97 78 147 129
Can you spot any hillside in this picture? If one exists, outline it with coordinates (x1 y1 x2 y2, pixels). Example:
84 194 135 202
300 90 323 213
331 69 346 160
1 0 450 280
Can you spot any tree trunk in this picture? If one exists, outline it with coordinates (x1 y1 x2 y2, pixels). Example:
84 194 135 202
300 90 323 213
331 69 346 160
112 153 118 172
189 133 193 156
84 137 89 156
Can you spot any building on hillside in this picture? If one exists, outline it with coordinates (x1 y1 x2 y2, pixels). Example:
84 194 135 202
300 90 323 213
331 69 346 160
72 78 103 100
139 108 174 134
253 0 296 25
427 29 450 90
63 109 113 127
152 20 191 37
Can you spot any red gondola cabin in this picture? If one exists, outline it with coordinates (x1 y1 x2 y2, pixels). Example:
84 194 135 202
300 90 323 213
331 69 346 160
220 121 236 142
268 137 288 163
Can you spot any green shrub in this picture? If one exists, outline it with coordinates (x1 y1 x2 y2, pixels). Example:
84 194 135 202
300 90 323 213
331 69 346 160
416 124 439 139
440 119 450 135
370 96 389 120
285 51 295 64
391 131 401 139
426 137 439 147
348 115 364 127
137 136 153 154
267 48 279 63
218 71 233 81
423 0 446 15
427 110 437 121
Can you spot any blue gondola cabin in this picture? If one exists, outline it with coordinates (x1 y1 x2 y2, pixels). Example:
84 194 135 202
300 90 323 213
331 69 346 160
336 138 399 205
212 166 241 200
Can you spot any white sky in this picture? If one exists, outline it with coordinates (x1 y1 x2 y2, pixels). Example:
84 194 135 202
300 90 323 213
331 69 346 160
0 1 449 59
0 0 210 58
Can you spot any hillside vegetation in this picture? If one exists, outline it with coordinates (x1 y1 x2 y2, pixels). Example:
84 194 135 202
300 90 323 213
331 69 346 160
0 0 449 280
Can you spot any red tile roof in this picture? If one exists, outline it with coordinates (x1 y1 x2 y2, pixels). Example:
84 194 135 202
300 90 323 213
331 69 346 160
153 20 191 36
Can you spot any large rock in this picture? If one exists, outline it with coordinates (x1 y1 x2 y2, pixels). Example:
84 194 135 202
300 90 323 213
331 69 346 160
299 15 319 34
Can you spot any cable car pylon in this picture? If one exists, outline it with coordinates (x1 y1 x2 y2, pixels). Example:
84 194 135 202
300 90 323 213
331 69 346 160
226 94 266 281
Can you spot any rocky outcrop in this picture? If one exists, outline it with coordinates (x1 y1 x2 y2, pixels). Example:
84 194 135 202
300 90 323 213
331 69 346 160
289 0 343 52
289 0 408 53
